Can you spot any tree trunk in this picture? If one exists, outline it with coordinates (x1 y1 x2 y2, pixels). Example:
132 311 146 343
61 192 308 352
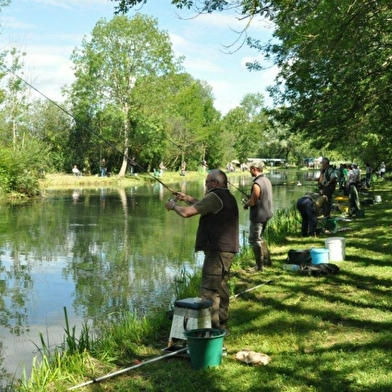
119 148 129 177
118 107 130 177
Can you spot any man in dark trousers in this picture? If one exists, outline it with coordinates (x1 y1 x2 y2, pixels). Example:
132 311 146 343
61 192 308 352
165 169 239 332
317 157 337 217
297 192 327 237
243 161 273 272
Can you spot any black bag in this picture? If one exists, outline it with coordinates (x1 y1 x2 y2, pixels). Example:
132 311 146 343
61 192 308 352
286 249 312 265
299 263 340 276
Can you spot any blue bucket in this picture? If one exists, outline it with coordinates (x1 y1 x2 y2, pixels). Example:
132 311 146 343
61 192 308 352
310 248 329 265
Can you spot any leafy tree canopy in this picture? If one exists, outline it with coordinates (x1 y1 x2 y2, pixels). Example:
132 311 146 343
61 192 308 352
67 14 182 175
111 0 258 15
111 0 392 168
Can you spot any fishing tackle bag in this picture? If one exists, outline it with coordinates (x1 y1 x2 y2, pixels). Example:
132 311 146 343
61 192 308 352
299 263 340 276
286 249 312 265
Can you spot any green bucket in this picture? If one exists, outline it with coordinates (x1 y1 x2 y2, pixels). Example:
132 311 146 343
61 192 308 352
321 217 338 233
185 328 226 370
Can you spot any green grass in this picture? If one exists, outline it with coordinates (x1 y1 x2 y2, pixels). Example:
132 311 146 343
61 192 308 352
15 178 392 391
38 171 209 190
37 167 279 191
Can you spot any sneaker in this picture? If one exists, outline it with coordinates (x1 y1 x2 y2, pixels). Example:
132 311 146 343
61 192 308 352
222 347 227 356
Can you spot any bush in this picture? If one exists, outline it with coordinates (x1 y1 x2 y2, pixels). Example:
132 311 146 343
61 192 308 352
0 145 42 198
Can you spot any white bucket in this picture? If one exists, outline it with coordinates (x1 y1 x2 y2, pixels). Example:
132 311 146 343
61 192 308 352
324 237 345 262
374 195 382 203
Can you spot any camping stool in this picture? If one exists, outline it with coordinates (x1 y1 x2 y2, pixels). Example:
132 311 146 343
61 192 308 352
168 297 212 347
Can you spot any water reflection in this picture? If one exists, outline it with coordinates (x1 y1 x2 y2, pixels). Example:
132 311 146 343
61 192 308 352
0 170 319 384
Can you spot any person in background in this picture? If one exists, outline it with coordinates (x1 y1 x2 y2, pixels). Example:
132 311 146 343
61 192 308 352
342 164 349 190
159 161 166 176
338 164 345 190
353 164 361 187
165 169 239 332
345 164 357 196
100 159 107 177
365 163 372 188
72 165 82 177
243 161 273 272
379 162 386 178
297 193 328 237
129 156 136 175
317 157 337 217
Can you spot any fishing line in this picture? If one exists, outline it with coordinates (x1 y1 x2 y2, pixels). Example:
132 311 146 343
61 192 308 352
4 65 252 200
157 132 251 198
1 65 180 196
226 180 249 198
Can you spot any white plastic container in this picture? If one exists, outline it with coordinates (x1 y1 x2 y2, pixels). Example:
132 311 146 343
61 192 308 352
325 237 345 262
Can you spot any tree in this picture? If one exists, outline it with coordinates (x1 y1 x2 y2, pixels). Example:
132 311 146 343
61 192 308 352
68 14 181 176
0 46 49 197
27 99 73 172
162 74 212 170
0 47 30 147
221 93 268 163
262 1 392 155
111 0 267 16
112 0 392 166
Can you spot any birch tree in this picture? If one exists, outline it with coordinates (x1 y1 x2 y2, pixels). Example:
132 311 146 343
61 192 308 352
68 14 180 176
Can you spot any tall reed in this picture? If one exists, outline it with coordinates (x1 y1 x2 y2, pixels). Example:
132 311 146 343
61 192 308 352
264 202 301 244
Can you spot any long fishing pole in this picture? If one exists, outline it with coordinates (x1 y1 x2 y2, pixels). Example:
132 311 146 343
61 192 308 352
1 65 181 197
230 280 274 299
227 179 249 198
67 346 188 390
4 66 263 202
156 131 252 198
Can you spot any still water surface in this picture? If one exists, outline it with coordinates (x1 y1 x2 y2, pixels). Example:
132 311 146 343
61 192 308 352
0 170 318 381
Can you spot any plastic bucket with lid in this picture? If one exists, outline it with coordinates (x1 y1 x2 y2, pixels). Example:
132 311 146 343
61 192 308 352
310 248 329 264
325 237 345 262
185 328 226 370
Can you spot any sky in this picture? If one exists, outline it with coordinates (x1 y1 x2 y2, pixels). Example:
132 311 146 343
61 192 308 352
0 0 278 115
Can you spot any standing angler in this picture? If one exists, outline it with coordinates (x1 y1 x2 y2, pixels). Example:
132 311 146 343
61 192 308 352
243 161 273 272
165 169 239 332
317 157 337 218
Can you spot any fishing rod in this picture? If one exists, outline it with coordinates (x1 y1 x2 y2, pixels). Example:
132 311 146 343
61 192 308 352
155 133 297 199
230 279 274 299
4 66 277 203
66 278 274 390
67 346 188 390
156 131 252 198
1 65 181 197
227 179 249 198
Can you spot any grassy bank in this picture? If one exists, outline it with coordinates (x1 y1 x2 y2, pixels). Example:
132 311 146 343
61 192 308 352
37 166 286 190
17 178 392 391
38 171 210 190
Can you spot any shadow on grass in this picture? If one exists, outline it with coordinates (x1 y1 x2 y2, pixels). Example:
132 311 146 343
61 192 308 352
226 196 392 391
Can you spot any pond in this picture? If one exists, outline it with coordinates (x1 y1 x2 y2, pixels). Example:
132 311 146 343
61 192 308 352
0 169 319 383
